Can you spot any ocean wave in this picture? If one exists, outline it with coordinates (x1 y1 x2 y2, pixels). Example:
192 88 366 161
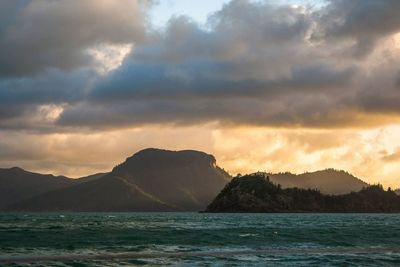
1 247 400 264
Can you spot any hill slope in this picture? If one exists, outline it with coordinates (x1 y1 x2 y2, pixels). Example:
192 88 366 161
9 148 230 211
268 169 368 195
206 173 400 213
0 167 74 209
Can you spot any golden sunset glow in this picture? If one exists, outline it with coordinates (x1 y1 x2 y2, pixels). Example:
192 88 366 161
1 123 399 188
392 32 400 48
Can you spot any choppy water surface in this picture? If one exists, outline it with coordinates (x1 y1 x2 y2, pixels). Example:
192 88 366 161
0 213 399 266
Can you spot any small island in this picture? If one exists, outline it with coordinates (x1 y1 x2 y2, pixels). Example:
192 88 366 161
206 173 400 213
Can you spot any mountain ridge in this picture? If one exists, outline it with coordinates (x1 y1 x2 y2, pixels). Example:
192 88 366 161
7 148 230 211
266 168 369 195
206 173 400 213
0 167 73 209
0 148 387 212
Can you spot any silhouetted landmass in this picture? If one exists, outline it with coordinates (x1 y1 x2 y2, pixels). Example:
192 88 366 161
75 172 108 183
0 167 106 209
206 173 400 213
268 169 368 195
0 167 72 209
7 148 230 211
2 148 395 212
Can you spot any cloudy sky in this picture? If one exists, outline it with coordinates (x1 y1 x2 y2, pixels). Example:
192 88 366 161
1 0 400 188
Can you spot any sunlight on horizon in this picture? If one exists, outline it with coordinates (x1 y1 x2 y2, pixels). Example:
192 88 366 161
1 0 400 189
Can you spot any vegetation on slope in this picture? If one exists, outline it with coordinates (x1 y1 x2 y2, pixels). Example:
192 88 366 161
206 173 400 213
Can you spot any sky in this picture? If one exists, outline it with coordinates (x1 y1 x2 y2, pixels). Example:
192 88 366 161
150 0 232 27
1 0 400 188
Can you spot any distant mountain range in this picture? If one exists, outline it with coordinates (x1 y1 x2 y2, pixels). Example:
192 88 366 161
5 148 229 211
0 148 386 212
0 167 103 209
267 169 368 195
206 173 400 213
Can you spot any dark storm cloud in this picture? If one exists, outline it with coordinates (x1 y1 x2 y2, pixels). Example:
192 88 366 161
0 70 92 105
0 0 146 77
58 92 354 129
89 62 355 101
64 0 359 128
1 0 400 131
0 0 148 131
313 0 400 58
0 69 93 130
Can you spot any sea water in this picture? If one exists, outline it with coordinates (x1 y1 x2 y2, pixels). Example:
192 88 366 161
0 213 399 266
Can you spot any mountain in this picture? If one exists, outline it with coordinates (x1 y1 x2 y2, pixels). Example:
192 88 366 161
0 149 376 212
8 148 230 212
0 167 107 209
267 169 368 195
0 167 73 209
75 172 108 183
206 173 400 213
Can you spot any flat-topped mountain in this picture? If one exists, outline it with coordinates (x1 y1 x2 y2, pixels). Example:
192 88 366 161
268 169 369 195
8 148 230 211
206 173 400 213
1 148 383 212
111 148 230 210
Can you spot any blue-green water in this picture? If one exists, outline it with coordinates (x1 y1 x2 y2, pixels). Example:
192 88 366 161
0 213 400 266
